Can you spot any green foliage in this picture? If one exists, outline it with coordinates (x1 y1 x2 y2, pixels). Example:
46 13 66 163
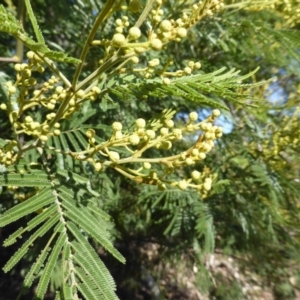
0 4 80 64
0 163 124 299
0 0 300 299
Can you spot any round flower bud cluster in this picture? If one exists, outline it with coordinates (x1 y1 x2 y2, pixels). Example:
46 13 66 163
67 111 223 198
182 1 224 28
114 16 130 34
203 177 212 191
176 173 214 195
147 0 224 50
86 128 97 145
94 161 103 172
189 170 215 197
150 38 163 51
171 128 182 140
20 115 61 142
150 4 165 24
189 112 198 122
185 61 202 74
136 118 146 129
109 151 120 162
0 103 7 110
151 18 188 45
112 33 126 47
178 179 188 190
13 62 37 87
144 58 160 78
112 16 144 48
197 120 223 153
13 52 45 87
112 121 123 131
111 121 123 140
145 129 156 140
128 27 141 41
253 112 300 166
129 134 140 145
0 140 18 166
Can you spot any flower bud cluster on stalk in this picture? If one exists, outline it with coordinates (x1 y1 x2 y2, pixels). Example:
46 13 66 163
68 109 223 197
0 51 101 166
92 0 223 83
0 0 224 198
249 106 300 170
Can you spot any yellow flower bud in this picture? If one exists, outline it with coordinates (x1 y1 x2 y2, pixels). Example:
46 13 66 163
163 78 171 85
136 118 146 128
198 152 206 160
189 112 198 122
184 67 192 75
8 86 17 94
25 116 33 123
146 130 156 139
191 170 201 180
92 86 101 94
212 109 221 117
112 33 126 47
172 128 182 140
165 119 174 128
112 122 123 131
53 129 61 136
185 157 194 165
178 180 188 190
94 162 103 172
150 38 163 50
160 20 172 32
129 134 140 145
128 27 141 40
40 135 48 142
177 27 187 38
0 103 7 110
143 162 151 169
109 151 120 162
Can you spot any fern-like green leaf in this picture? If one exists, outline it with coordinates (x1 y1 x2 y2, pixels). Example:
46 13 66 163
59 189 124 263
23 247 52 289
3 227 24 247
105 67 265 109
76 268 104 300
26 204 57 231
24 0 45 44
65 131 84 152
194 203 215 254
0 170 51 187
0 5 80 64
3 215 60 272
69 224 119 300
62 284 73 300
0 187 55 227
35 230 66 299
4 204 57 246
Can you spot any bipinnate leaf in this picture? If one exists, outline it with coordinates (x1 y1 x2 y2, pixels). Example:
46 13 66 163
3 215 60 272
1 167 123 300
106 67 266 109
0 170 51 187
68 221 119 300
35 230 66 299
59 188 125 263
24 0 45 44
0 187 54 227
0 5 80 64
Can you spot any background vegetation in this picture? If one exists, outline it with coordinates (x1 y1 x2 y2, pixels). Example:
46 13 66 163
0 0 300 299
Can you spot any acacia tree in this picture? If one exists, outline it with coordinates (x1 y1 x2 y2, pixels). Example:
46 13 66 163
0 0 299 299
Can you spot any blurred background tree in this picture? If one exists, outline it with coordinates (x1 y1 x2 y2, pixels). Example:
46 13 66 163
0 0 299 299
